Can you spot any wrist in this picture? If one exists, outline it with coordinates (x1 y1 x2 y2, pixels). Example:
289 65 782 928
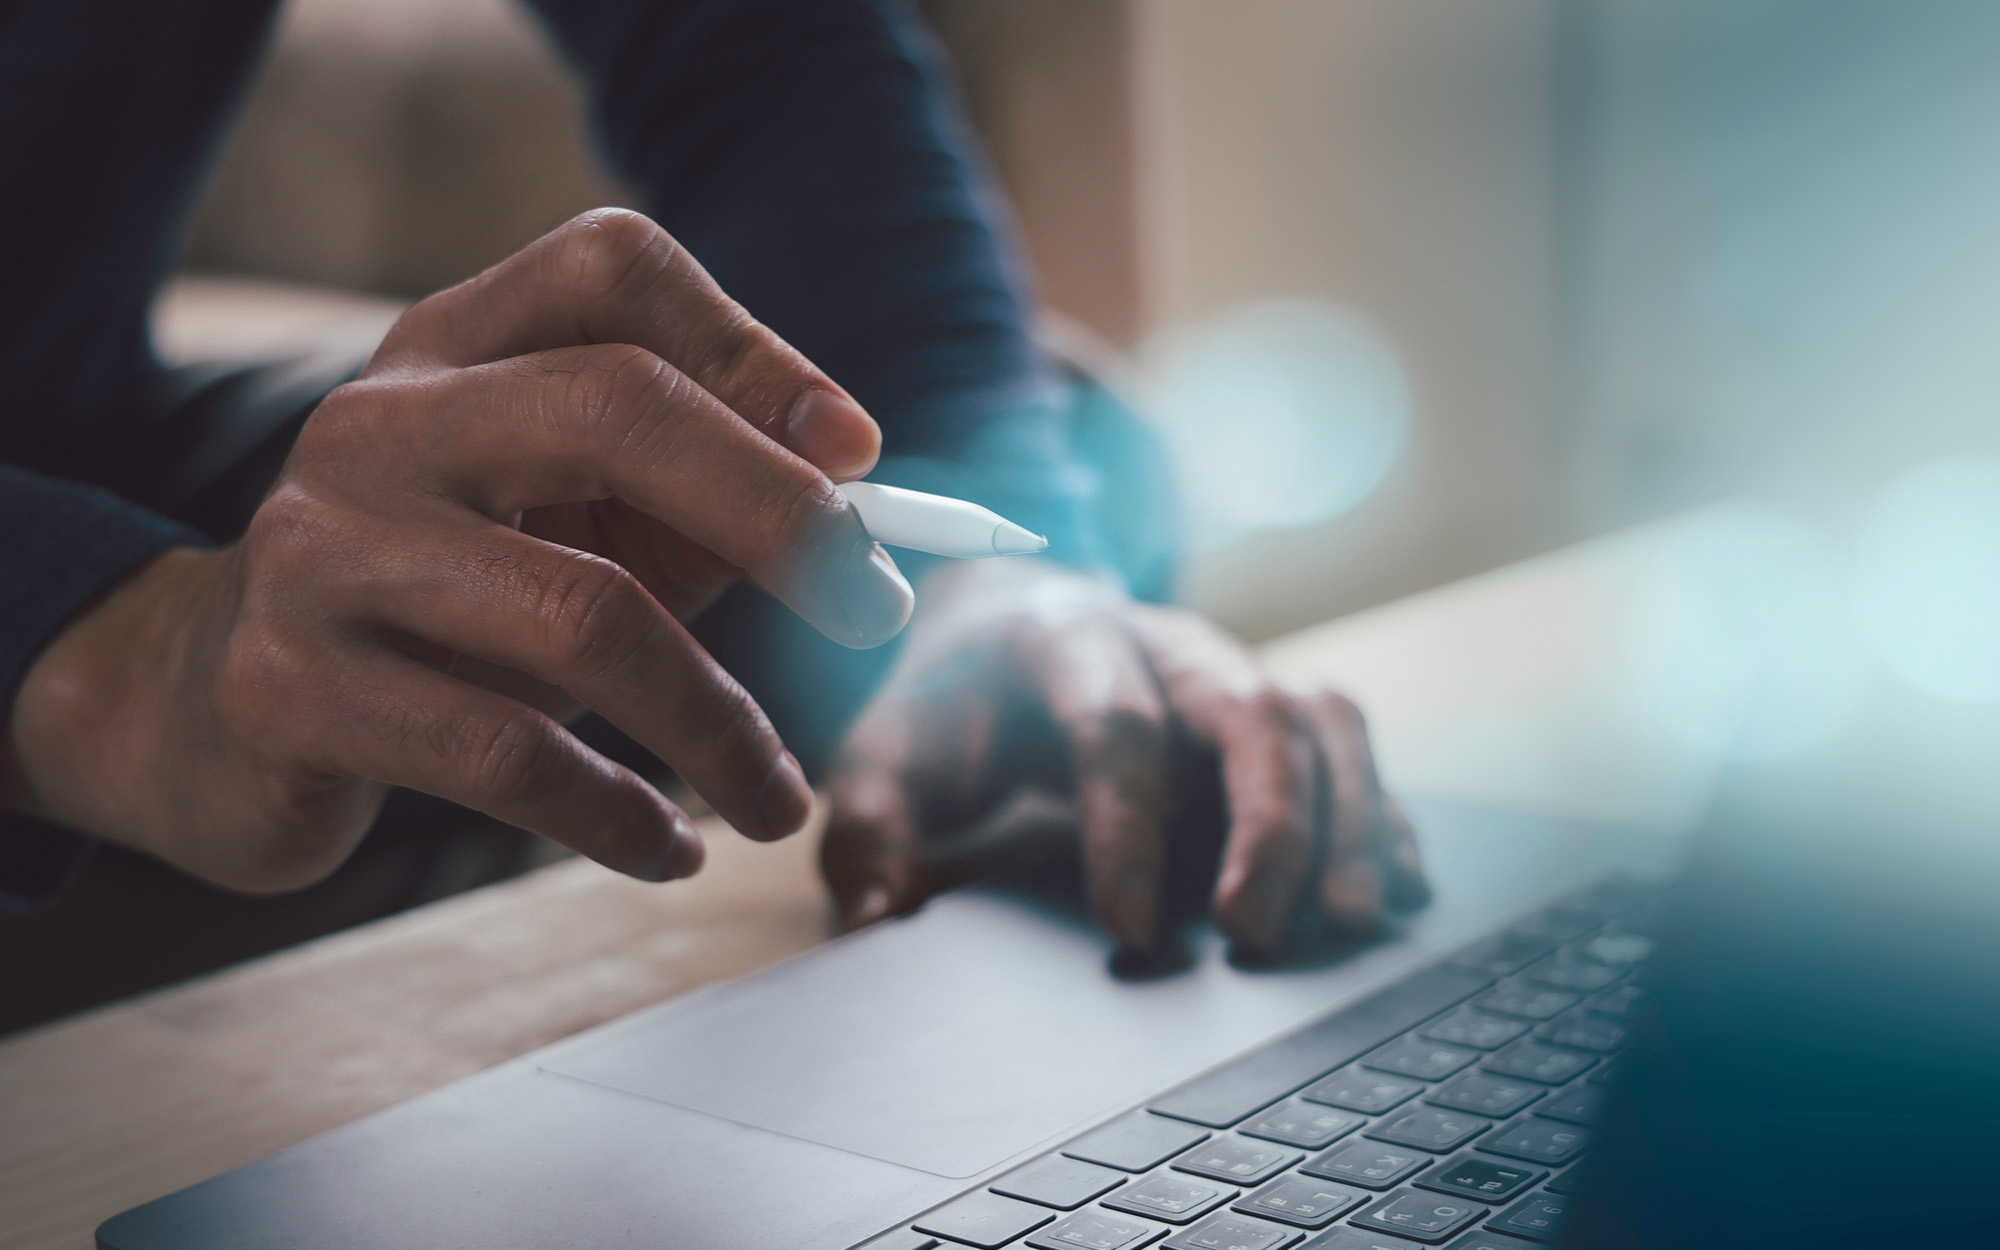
4 546 222 845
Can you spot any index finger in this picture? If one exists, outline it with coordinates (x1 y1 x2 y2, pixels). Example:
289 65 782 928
385 208 881 481
1022 614 1171 950
1127 610 1317 955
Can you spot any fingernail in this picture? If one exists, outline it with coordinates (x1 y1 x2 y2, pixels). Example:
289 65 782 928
754 751 812 840
787 388 880 481
837 541 914 648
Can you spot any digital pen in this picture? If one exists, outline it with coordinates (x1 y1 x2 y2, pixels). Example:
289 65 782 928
838 481 1048 559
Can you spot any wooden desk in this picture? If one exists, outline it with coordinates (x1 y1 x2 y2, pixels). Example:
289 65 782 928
0 514 1720 1250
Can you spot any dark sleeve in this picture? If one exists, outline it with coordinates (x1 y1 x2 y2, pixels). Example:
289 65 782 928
525 0 1108 568
0 466 206 915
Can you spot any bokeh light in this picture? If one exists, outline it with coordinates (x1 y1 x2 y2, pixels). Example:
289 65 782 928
1141 299 1410 550
1852 457 2000 703
1639 507 1862 761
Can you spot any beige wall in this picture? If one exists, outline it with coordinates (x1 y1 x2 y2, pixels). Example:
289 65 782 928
925 2 1577 639
185 0 628 295
1148 1 1570 639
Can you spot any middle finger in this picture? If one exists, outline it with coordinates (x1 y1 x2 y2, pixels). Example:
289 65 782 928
343 514 813 842
1128 611 1319 955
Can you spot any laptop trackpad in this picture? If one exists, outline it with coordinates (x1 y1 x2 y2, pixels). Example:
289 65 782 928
540 890 1365 1179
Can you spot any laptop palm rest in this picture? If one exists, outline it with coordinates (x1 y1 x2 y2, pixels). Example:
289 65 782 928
96 797 1665 1250
538 797 1643 1180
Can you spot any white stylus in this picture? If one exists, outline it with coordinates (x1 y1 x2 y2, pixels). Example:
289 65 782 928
838 480 1049 558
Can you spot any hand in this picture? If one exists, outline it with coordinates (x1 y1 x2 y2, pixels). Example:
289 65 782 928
2 209 915 892
819 559 1427 957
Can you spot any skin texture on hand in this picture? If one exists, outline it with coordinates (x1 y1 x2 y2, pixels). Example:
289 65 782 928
1 209 915 893
820 558 1429 959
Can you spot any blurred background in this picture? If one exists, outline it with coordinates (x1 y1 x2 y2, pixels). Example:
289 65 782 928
156 0 2000 644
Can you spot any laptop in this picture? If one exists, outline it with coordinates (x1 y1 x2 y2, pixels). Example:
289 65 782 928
93 711 1998 1247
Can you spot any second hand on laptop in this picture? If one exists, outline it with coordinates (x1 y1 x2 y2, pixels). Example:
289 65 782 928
839 480 1049 559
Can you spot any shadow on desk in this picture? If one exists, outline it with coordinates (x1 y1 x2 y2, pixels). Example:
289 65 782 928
0 789 567 1037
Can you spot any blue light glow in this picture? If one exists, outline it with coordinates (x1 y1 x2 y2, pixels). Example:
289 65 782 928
1640 508 1862 761
1142 299 1410 549
1852 458 2000 703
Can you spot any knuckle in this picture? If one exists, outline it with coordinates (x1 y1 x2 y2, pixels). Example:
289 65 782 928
697 685 779 775
238 489 375 623
607 348 694 467
695 306 776 380
1241 797 1312 853
563 343 671 447
757 469 839 554
214 629 314 740
463 709 562 801
292 377 395 461
1240 681 1308 737
699 315 816 415
243 478 338 550
536 553 654 680
1317 688 1368 734
564 207 670 304
572 342 664 424
1070 704 1166 772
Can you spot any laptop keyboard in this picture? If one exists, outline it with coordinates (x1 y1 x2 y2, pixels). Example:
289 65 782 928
857 875 1658 1250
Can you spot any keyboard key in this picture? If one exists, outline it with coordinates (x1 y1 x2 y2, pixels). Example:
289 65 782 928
858 1233 939 1250
1366 1107 1493 1153
1486 1193 1571 1243
1239 1100 1364 1149
1302 1232 1420 1250
1586 1060 1620 1086
1414 1155 1545 1203
1173 1136 1301 1185
1068 1115 1213 1172
1448 931 1558 977
1103 1172 1234 1224
1149 965 1494 1128
1535 1014 1625 1053
1580 932 1654 966
1475 984 1580 1022
1443 1233 1540 1249
1026 1209 1166 1250
1584 984 1646 1022
1477 1118 1592 1166
994 1156 1128 1211
913 1191 1055 1248
1532 1085 1603 1126
1482 1042 1598 1086
1302 1068 1423 1114
1161 1212 1302 1250
1426 1073 1544 1118
1421 1009 1532 1051
1542 1163 1587 1196
1518 952 1621 994
1232 1175 1366 1228
1300 1141 1427 1189
1362 1038 1479 1081
1350 1189 1488 1244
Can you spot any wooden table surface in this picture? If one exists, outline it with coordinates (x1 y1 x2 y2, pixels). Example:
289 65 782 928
0 512 1725 1250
